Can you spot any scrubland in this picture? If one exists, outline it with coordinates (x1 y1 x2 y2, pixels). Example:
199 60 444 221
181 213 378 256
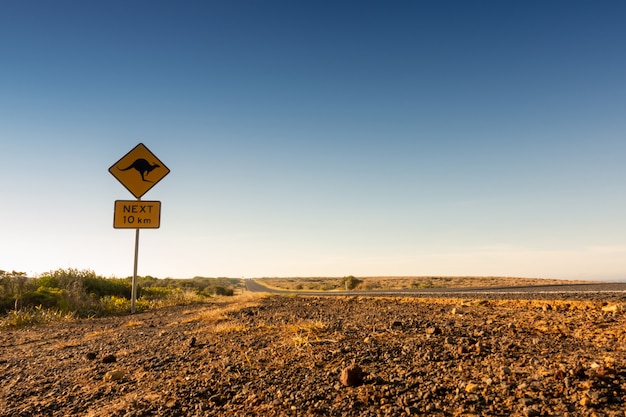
257 276 595 291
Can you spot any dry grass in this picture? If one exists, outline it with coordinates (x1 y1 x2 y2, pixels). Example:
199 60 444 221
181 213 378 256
286 320 332 348
85 329 115 339
53 340 82 349
212 322 248 333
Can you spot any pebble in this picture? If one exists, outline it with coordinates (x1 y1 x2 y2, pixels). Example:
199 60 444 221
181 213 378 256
103 370 125 382
102 354 117 364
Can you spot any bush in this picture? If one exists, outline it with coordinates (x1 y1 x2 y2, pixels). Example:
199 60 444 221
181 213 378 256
0 270 31 311
341 275 362 290
1 268 243 326
21 287 70 311
138 286 172 300
82 276 130 299
213 286 234 296
100 296 133 315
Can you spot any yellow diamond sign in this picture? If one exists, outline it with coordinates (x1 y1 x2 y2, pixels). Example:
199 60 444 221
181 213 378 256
109 143 170 199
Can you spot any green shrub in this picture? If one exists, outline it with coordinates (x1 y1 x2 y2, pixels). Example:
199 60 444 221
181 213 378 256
100 296 133 315
213 286 234 296
138 286 172 300
1 268 242 325
82 276 130 299
21 287 70 311
341 275 362 290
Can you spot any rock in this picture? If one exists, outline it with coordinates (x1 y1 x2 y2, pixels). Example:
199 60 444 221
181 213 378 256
580 396 591 407
188 336 197 348
340 364 363 387
104 370 125 381
85 352 97 361
102 354 117 364
601 304 623 313
425 326 441 335
524 406 540 417
465 382 479 393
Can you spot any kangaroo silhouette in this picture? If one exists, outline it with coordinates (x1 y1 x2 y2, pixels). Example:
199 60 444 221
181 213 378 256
118 158 160 182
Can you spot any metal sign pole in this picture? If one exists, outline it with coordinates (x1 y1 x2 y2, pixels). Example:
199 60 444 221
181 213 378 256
131 227 140 314
131 196 141 314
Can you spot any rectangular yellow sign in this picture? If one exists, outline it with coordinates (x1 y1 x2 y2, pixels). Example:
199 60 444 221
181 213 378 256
113 200 161 229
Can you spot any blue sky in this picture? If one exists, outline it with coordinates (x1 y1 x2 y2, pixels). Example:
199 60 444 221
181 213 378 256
1 1 625 280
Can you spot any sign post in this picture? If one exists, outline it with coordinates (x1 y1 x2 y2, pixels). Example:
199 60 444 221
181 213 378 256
109 143 169 313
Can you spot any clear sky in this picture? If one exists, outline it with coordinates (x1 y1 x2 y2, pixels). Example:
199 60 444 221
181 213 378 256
1 1 625 280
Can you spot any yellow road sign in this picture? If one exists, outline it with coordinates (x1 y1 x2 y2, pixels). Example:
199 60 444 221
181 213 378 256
109 143 170 199
113 200 161 228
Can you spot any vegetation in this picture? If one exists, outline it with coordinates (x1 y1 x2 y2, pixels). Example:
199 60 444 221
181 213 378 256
341 275 362 290
0 269 240 328
257 275 595 291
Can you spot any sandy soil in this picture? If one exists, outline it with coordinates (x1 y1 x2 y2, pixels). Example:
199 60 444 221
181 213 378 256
1 293 625 416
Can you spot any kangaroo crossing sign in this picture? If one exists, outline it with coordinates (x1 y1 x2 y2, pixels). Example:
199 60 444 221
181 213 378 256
109 143 170 199
109 143 169 314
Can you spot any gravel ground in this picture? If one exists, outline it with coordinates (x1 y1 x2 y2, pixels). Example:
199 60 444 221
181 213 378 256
1 294 625 416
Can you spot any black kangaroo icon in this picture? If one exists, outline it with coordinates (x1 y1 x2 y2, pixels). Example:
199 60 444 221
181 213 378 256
118 158 160 182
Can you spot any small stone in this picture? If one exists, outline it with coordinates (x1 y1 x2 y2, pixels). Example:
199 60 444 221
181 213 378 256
340 364 363 387
524 406 540 417
465 382 479 393
208 394 223 405
104 370 125 381
390 320 403 329
563 377 571 388
188 336 196 348
85 352 97 361
425 326 441 335
102 354 117 364
601 304 621 313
